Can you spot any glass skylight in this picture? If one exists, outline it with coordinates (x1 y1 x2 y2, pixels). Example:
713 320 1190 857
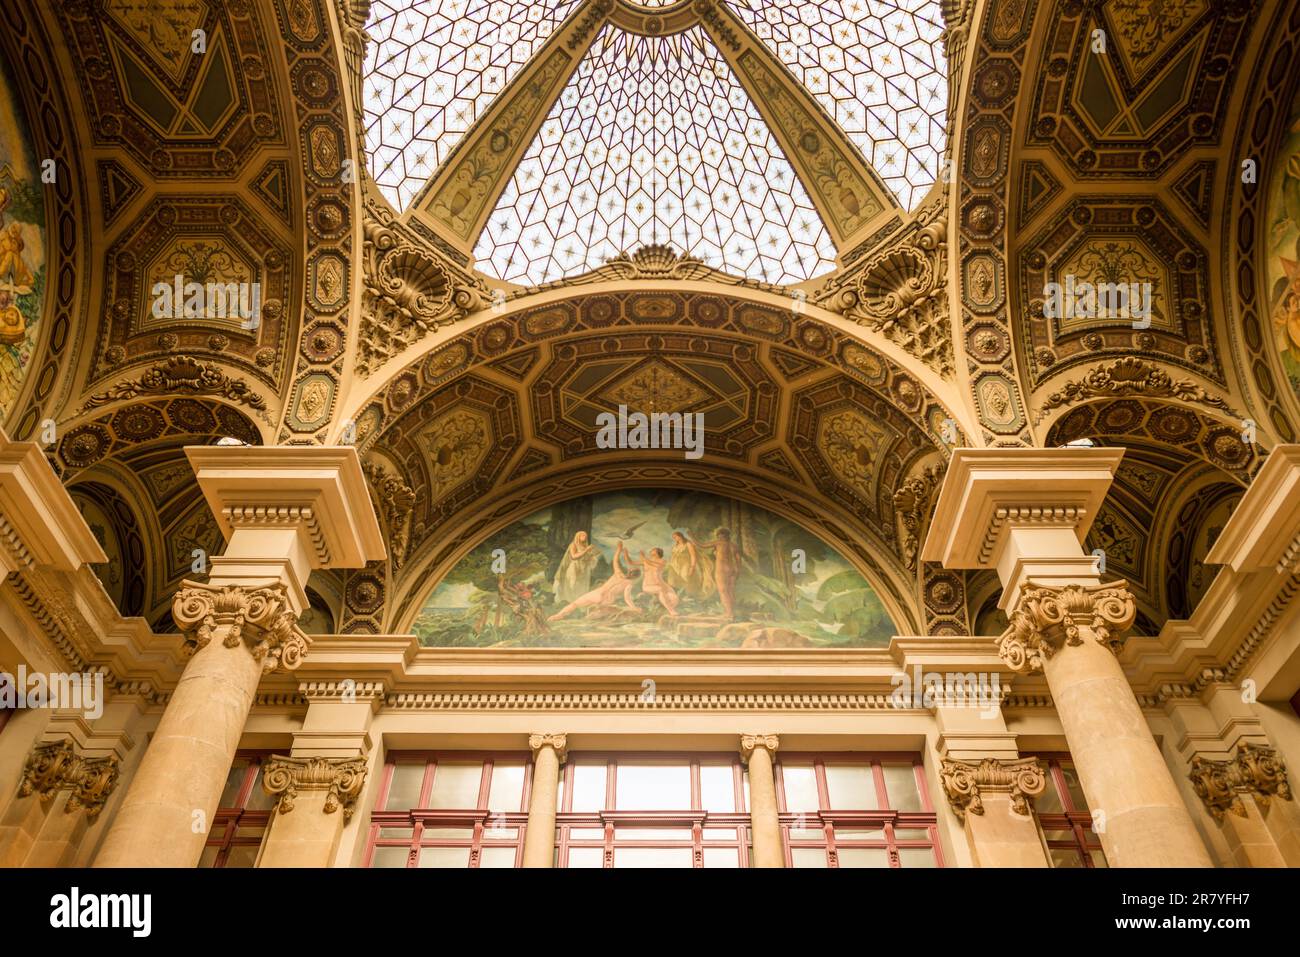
473 24 838 285
726 0 948 211
363 0 581 213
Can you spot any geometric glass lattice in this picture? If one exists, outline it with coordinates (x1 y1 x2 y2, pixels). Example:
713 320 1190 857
474 24 838 285
363 0 582 213
726 0 948 210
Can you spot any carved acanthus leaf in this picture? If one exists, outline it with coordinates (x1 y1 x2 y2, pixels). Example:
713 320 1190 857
1035 357 1238 422
262 755 369 820
998 582 1137 673
17 740 120 816
83 356 269 420
892 465 943 570
940 757 1046 818
363 460 415 568
171 580 309 673
1189 744 1293 822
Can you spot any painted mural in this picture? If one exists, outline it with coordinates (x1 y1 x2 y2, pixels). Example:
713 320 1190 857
0 52 44 418
1268 83 1300 399
412 490 896 649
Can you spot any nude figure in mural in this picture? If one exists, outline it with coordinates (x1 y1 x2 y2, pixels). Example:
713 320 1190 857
690 528 740 620
624 547 680 616
548 540 641 621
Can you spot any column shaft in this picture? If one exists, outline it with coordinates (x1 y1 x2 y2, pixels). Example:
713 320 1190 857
522 734 565 868
743 736 783 868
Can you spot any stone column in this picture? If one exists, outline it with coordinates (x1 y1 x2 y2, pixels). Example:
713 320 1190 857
1189 744 1298 867
257 756 369 867
923 449 1212 867
939 757 1048 867
522 733 566 868
94 447 384 868
0 739 119 866
741 733 783 868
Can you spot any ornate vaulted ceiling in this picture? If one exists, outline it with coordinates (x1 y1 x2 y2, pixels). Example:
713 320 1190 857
0 0 1296 638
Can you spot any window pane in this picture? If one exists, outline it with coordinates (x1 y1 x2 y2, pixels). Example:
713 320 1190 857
1060 762 1089 811
897 847 937 868
479 846 518 868
781 764 820 813
613 847 693 868
703 828 737 841
1049 847 1084 868
613 828 693 841
790 847 828 868
566 847 605 868
219 761 250 807
615 763 690 810
417 846 471 868
834 827 883 841
882 765 922 811
244 768 277 811
1089 849 1108 868
421 827 473 840
487 761 526 813
568 828 606 841
378 827 412 839
788 827 825 841
482 824 518 839
1036 779 1065 814
223 845 259 868
700 763 736 812
370 845 410 868
571 763 607 812
198 845 219 868
837 847 890 868
893 828 930 841
385 764 424 810
825 764 878 809
702 847 739 868
429 762 483 809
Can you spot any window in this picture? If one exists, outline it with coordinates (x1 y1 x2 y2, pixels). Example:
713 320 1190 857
1032 755 1107 868
199 753 276 867
366 753 530 867
556 755 751 868
776 755 942 867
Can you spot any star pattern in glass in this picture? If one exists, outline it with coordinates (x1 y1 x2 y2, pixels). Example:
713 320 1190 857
363 0 581 213
473 24 838 285
726 0 948 210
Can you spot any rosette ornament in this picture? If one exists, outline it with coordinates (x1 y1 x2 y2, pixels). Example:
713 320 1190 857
997 581 1137 673
171 580 308 672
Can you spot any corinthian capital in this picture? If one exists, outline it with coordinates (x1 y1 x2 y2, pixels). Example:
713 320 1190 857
998 581 1136 673
18 740 80 800
740 734 780 764
939 757 1046 818
1189 744 1292 822
529 733 568 764
171 580 309 673
262 755 369 821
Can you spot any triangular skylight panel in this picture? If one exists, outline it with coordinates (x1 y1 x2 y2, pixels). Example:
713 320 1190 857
363 0 582 213
727 0 948 211
474 23 838 286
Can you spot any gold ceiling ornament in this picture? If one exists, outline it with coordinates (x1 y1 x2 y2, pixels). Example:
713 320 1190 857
357 203 487 377
1189 744 1292 822
171 581 308 673
82 356 270 421
939 757 1046 818
362 459 415 569
336 0 373 137
261 755 369 821
998 582 1137 674
893 464 944 571
1034 356 1238 423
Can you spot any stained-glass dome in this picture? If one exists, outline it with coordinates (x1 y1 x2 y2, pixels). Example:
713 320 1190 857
363 0 949 284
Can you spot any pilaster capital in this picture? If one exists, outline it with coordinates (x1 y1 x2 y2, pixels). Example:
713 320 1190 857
1189 744 1293 822
172 580 310 673
940 757 1046 818
17 739 119 816
261 755 369 821
739 733 780 764
529 733 568 764
998 581 1136 673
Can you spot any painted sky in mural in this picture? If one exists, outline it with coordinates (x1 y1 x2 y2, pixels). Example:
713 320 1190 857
1267 82 1300 400
0 51 44 418
413 489 896 649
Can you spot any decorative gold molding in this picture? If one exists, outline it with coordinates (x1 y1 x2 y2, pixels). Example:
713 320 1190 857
939 757 1046 818
262 755 369 821
1034 357 1238 423
979 506 1088 565
998 582 1137 673
220 506 330 565
739 733 780 763
171 581 309 672
17 740 119 816
893 465 943 570
1189 744 1293 822
66 755 120 816
362 461 415 569
82 356 270 421
528 732 569 764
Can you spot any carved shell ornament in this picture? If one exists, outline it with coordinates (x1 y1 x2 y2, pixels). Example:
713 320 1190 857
376 247 453 318
851 247 935 320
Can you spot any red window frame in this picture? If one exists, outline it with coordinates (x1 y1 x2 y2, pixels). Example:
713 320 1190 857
555 752 752 868
1031 753 1107 868
775 753 943 868
365 751 531 868
200 750 276 868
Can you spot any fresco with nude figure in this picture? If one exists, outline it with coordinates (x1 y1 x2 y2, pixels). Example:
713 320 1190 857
412 489 896 648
